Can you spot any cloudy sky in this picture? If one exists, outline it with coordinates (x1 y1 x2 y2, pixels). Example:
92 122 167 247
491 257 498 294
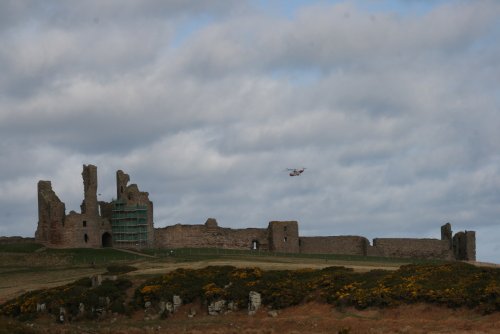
1 0 499 262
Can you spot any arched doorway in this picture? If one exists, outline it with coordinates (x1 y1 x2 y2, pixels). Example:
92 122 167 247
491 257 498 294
251 240 259 250
102 232 112 247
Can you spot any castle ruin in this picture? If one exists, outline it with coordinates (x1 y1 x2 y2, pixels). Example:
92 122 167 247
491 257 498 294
154 220 475 261
35 165 154 248
35 165 476 261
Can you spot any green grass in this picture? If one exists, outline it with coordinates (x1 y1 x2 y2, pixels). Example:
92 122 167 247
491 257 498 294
143 247 447 265
0 242 449 268
0 243 44 253
44 248 143 264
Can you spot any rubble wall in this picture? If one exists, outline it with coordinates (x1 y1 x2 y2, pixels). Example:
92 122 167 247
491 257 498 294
299 236 369 255
154 219 269 250
35 181 66 246
368 238 454 260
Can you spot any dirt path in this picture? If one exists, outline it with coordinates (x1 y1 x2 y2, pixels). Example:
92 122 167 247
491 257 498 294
127 257 401 277
0 267 104 304
113 248 157 258
11 302 500 333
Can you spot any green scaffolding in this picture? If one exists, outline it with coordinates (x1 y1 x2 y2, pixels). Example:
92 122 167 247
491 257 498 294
111 200 148 248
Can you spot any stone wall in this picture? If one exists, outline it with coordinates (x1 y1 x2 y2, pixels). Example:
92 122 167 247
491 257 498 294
299 236 369 255
154 219 269 250
80 165 98 216
441 223 452 250
35 165 113 248
35 180 66 246
0 236 36 244
453 231 476 261
59 213 112 248
267 221 300 253
368 238 454 260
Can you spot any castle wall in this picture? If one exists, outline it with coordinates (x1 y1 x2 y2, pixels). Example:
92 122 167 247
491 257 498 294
0 236 36 244
299 236 369 255
59 213 112 248
154 219 269 250
368 238 454 260
35 181 66 246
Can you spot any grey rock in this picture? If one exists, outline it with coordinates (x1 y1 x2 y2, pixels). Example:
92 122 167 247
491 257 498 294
248 291 261 315
268 310 278 317
79 303 85 314
173 295 182 312
166 302 174 313
208 300 226 316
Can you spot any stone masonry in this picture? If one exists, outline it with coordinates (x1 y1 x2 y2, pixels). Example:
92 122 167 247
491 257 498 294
154 219 475 261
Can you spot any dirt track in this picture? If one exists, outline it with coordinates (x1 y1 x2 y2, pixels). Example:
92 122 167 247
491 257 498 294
128 257 402 276
9 302 500 333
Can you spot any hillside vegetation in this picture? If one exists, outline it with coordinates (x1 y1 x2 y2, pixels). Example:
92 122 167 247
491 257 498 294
1 262 499 322
1 243 499 332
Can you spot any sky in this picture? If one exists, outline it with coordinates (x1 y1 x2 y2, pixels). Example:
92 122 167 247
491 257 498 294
1 0 499 263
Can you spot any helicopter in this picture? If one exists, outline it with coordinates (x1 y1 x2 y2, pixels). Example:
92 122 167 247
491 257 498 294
287 168 306 176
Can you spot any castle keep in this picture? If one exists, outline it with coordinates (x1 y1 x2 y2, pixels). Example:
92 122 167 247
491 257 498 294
36 165 476 261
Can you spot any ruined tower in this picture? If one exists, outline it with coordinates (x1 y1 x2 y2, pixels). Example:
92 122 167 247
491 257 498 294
268 221 300 253
441 222 453 250
35 181 66 246
111 170 154 248
116 170 130 201
453 231 476 261
80 164 98 216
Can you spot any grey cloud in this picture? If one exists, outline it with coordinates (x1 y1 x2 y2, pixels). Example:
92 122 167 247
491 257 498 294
1 1 499 262
174 1 500 77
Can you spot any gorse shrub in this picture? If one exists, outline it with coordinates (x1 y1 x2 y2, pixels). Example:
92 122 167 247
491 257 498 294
134 263 500 313
134 266 235 306
105 264 137 275
0 277 132 320
2 262 499 321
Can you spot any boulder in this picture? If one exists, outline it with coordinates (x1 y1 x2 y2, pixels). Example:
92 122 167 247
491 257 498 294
208 300 226 316
173 295 182 312
248 291 261 315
